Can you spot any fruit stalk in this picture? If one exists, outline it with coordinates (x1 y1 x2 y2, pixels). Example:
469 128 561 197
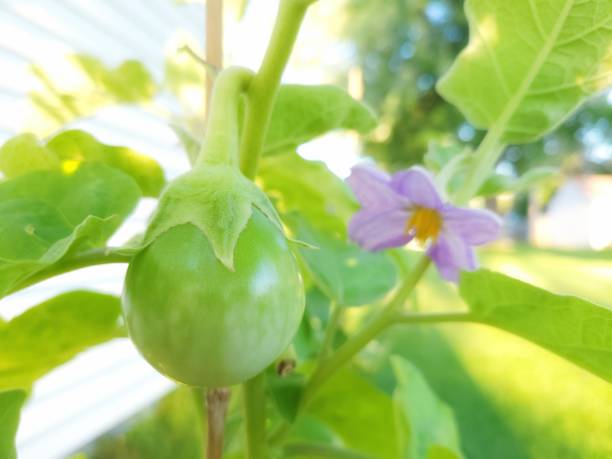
206 388 231 459
196 66 253 168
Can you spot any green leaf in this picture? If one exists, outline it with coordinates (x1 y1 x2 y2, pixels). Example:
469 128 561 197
0 134 59 179
47 130 165 196
267 372 305 423
263 85 377 155
0 131 165 197
285 214 397 307
0 164 140 296
460 269 612 383
0 389 27 459
29 54 157 134
306 368 399 458
0 291 123 390
0 163 139 229
259 152 358 238
477 167 557 197
437 0 612 143
391 357 465 459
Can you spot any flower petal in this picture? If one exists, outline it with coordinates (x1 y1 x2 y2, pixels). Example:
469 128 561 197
427 232 477 282
349 207 413 251
346 164 406 209
442 205 502 245
390 166 443 209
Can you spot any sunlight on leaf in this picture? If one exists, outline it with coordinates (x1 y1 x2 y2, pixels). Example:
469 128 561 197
259 152 358 238
263 85 377 155
0 131 164 197
438 0 612 142
0 291 123 390
0 164 140 297
0 389 27 459
391 357 465 459
460 269 612 383
47 130 165 197
306 368 399 458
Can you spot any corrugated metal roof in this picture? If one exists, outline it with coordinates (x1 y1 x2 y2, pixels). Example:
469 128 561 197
0 1 207 457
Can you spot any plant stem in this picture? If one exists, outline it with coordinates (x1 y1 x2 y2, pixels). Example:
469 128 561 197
454 126 506 205
196 67 254 168
206 388 231 459
320 301 342 358
299 255 431 410
239 0 317 179
243 373 268 459
283 442 372 458
393 311 472 325
8 248 132 296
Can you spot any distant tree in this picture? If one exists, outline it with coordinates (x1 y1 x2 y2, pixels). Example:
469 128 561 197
339 0 612 176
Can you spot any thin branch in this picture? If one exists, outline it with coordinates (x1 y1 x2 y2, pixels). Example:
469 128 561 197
394 311 473 324
8 248 132 296
284 442 372 458
180 45 221 76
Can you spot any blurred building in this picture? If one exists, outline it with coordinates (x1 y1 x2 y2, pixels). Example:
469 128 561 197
531 175 612 250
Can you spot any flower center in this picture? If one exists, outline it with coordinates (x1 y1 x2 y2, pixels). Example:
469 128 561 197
406 207 442 242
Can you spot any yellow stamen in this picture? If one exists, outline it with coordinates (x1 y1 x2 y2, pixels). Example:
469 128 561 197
406 207 442 242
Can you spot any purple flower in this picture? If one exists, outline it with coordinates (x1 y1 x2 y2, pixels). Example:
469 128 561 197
346 164 501 282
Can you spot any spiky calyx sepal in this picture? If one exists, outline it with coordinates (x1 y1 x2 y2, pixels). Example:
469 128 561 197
143 165 284 270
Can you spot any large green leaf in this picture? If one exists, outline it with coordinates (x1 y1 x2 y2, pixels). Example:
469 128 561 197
306 368 399 459
460 269 612 383
0 164 140 296
258 152 357 238
0 163 139 230
0 134 59 179
29 54 157 134
47 130 165 197
391 357 465 459
0 291 123 390
286 214 397 307
437 0 612 143
0 131 164 197
0 389 27 459
263 85 377 155
358 246 612 459
168 84 377 164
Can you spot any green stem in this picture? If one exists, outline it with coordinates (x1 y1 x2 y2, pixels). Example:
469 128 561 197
454 126 506 205
299 255 431 411
239 0 316 179
243 373 268 459
394 311 472 325
283 442 372 458
196 67 254 168
320 301 342 358
8 248 132 296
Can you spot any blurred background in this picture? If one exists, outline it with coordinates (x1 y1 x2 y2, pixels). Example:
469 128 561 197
0 0 611 458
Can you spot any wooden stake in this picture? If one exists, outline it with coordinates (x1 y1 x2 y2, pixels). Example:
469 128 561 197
205 0 223 114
